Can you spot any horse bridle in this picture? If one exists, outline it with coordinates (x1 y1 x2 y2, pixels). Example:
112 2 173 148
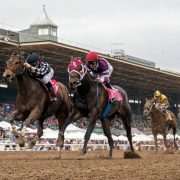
15 56 26 76
68 64 87 88
146 100 155 115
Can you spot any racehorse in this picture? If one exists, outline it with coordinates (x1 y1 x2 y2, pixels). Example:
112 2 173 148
59 58 139 158
3 51 71 143
143 98 178 151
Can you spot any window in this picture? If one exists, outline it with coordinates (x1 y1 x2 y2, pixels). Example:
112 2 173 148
51 30 57 36
38 28 49 35
51 28 57 36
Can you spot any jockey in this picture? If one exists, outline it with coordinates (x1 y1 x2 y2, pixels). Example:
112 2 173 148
23 52 57 101
85 51 113 89
153 90 171 120
153 90 169 110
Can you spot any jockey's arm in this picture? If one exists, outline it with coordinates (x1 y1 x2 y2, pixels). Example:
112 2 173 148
90 71 97 78
30 62 50 77
165 100 170 108
24 62 32 69
161 99 170 110
86 67 97 78
98 65 113 80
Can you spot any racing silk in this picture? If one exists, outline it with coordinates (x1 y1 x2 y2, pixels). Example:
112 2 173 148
154 94 169 112
88 58 113 83
28 61 50 78
160 95 169 105
155 94 169 105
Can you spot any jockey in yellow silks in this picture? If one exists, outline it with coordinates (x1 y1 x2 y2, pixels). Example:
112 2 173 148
153 90 172 120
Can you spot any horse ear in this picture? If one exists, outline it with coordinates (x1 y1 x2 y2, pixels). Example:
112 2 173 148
11 50 18 56
145 97 148 101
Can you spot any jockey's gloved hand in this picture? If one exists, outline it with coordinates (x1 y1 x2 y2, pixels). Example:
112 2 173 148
24 62 32 69
89 71 96 78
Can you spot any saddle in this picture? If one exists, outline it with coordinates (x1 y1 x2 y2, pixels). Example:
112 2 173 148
103 85 123 102
155 104 173 121
35 78 59 100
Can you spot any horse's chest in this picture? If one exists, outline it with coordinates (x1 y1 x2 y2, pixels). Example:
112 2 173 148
152 121 166 134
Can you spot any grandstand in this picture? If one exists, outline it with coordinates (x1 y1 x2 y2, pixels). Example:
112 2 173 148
0 6 180 131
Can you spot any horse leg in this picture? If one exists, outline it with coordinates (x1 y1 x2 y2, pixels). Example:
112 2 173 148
11 110 25 124
24 106 42 127
11 111 26 130
153 134 158 151
163 134 169 151
173 127 178 150
101 119 114 158
82 111 97 155
37 118 44 139
10 110 19 124
57 111 81 148
121 116 134 152
56 116 71 149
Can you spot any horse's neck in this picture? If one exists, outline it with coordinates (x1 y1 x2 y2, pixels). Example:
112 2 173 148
16 73 37 96
77 75 90 96
77 73 100 97
150 106 163 122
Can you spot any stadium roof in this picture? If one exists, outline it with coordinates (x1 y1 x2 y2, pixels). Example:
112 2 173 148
0 39 180 99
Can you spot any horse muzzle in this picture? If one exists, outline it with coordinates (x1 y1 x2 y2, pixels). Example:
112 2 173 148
2 72 14 83
143 110 149 118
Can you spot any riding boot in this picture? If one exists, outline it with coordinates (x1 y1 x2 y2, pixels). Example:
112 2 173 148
46 82 57 101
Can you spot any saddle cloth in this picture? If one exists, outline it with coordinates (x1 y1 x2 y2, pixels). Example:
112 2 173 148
106 87 123 102
50 79 59 96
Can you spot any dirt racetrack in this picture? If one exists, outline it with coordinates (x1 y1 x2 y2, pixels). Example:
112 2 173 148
0 150 180 180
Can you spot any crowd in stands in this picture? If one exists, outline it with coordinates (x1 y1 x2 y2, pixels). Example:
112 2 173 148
0 103 14 122
0 102 180 133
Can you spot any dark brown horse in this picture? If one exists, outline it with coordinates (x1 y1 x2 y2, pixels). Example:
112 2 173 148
3 52 71 143
143 98 178 151
58 59 139 158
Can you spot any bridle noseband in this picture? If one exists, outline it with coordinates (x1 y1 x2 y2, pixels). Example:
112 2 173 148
68 64 87 88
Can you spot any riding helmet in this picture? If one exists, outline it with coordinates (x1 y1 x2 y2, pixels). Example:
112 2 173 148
160 94 167 101
154 90 161 98
85 51 99 62
26 52 40 65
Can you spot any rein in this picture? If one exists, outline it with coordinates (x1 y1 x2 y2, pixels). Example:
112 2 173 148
96 82 99 107
146 100 155 115
68 64 87 81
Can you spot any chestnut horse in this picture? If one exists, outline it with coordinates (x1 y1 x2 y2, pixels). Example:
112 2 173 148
3 52 71 143
143 98 178 151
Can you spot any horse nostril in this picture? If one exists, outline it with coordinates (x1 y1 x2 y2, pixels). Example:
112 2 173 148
71 82 76 86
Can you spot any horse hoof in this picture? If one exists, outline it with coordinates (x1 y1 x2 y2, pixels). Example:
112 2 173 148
124 151 141 159
56 143 64 149
164 149 175 154
108 155 112 159
81 149 86 155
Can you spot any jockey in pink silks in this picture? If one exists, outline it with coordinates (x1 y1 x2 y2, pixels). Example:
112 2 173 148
85 51 113 89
